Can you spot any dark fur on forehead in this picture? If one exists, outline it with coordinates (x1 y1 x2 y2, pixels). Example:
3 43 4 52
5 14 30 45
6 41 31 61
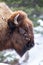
8 18 17 31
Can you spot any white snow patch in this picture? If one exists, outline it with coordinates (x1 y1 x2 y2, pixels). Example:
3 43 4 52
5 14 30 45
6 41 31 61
0 63 9 65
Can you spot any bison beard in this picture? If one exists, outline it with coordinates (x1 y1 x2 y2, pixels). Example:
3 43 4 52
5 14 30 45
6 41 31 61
0 10 34 56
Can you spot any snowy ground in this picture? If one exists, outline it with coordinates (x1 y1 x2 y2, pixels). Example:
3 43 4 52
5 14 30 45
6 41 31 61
27 34 43 65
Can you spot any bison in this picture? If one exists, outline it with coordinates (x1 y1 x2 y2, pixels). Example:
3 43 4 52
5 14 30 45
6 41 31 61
0 3 34 56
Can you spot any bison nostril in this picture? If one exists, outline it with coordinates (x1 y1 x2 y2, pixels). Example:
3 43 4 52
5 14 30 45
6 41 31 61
26 41 34 50
29 43 34 48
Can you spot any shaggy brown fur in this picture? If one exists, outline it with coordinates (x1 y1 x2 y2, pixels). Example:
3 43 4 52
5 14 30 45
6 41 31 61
0 3 34 56
7 10 34 56
0 2 12 20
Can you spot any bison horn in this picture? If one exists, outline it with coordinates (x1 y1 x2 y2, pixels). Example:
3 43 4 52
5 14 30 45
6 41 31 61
14 14 19 25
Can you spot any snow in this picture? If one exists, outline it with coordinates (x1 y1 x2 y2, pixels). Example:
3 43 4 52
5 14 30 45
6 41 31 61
0 63 9 65
34 26 43 33
37 19 43 26
28 44 43 65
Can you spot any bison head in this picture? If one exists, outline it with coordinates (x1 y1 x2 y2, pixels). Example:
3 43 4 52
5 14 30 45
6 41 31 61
7 10 34 56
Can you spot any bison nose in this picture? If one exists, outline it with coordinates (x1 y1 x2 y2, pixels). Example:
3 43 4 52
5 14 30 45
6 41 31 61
29 43 34 48
26 41 34 50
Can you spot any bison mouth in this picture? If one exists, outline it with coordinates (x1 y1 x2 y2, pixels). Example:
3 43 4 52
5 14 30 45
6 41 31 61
18 40 34 56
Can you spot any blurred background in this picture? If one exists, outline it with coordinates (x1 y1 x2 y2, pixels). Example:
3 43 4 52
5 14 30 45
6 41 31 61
0 0 43 26
0 0 43 65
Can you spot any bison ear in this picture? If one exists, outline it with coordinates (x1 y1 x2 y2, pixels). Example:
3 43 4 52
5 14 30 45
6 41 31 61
7 19 16 31
14 14 19 25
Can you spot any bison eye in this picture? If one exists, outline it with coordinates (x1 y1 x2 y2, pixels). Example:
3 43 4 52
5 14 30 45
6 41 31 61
19 28 25 35
8 19 16 32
